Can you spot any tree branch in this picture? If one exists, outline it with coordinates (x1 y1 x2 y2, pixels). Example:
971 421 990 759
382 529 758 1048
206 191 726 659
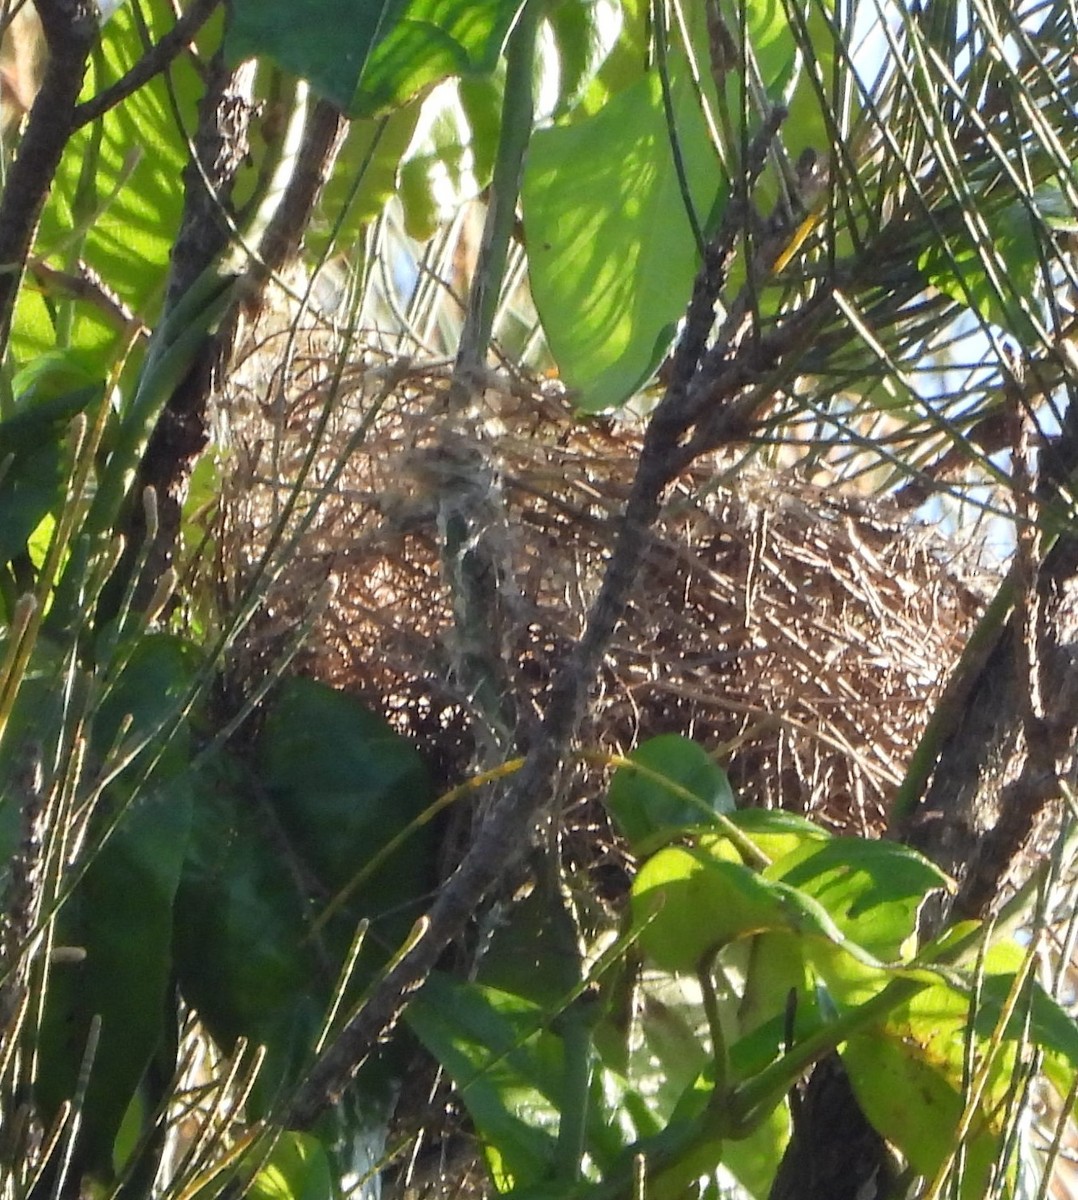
71 0 220 130
0 0 97 352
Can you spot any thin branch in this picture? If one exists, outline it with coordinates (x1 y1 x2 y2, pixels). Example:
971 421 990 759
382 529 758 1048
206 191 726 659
28 257 145 338
0 0 97 353
248 97 347 304
71 0 220 130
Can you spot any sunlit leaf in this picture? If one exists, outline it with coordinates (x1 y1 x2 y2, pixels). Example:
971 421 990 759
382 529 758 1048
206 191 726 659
249 1132 335 1200
227 0 523 117
523 64 725 410
408 973 561 1191
765 836 949 960
607 733 734 848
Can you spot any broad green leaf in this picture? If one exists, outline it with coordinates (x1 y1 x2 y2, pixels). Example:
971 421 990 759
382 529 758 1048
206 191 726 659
764 837 949 960
841 973 1043 1197
842 1030 965 1174
632 845 871 973
776 0 840 160
175 752 335 1117
699 809 829 866
974 969 1078 1099
308 103 422 261
476 882 584 1009
612 971 710 1124
249 1133 335 1200
15 0 203 367
177 680 435 1115
408 973 561 1190
842 1027 999 1199
36 635 197 1176
715 0 800 102
0 381 101 565
544 0 623 118
523 66 725 411
721 1099 790 1200
734 932 811 1041
227 0 522 118
258 676 435 922
398 77 501 239
576 0 647 114
411 972 645 1190
606 734 734 849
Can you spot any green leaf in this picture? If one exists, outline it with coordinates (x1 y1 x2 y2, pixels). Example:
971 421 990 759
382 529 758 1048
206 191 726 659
410 972 649 1191
613 971 710 1124
258 677 435 921
632 845 862 973
918 196 1042 340
842 1029 965 1174
576 0 646 116
249 1132 335 1200
308 104 422 261
0 439 66 567
606 734 734 848
36 635 197 1176
721 1099 789 1200
974 969 1078 1095
476 882 584 1009
701 809 829 867
734 932 811 1041
398 76 501 239
523 65 725 411
841 1025 999 1199
15 1 203 367
174 752 331 1109
408 973 561 1191
544 0 623 118
764 837 949 960
715 0 800 101
0 380 102 551
632 847 753 971
226 0 523 118
176 680 435 1116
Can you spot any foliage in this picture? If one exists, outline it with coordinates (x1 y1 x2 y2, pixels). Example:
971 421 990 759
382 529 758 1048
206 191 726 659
0 0 1076 1197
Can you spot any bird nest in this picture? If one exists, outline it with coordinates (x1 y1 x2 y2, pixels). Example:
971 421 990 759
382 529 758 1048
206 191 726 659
209 317 989 839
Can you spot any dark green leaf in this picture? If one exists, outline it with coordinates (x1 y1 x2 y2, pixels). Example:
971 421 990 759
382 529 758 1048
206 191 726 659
606 734 734 848
258 676 435 924
36 635 197 1176
226 0 522 117
176 680 435 1115
174 752 321 1058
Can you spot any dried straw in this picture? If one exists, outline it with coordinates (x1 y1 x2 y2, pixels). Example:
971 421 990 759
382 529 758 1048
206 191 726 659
212 314 989 841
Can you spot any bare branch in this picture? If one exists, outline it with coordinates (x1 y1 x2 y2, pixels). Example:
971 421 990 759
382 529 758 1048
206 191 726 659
0 0 96 351
72 0 220 130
